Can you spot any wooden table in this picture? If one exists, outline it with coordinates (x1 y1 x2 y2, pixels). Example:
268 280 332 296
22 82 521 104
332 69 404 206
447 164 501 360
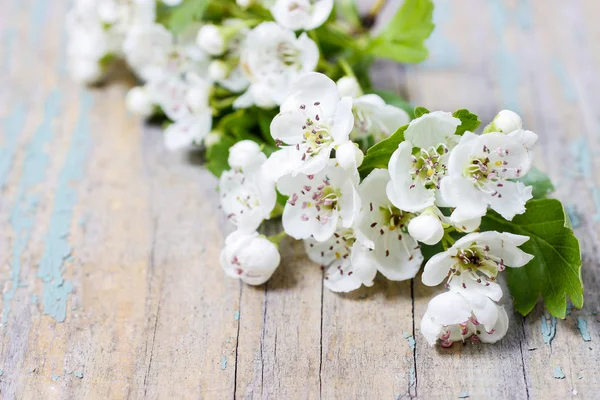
1 0 599 398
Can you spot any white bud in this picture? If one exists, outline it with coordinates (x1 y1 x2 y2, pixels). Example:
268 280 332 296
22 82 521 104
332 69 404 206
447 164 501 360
228 140 264 170
408 214 444 246
69 59 103 84
494 110 522 133
209 60 229 81
335 142 364 171
196 25 226 56
220 230 281 285
162 0 183 6
126 87 154 117
336 76 361 98
186 84 210 113
236 0 252 8
205 131 221 148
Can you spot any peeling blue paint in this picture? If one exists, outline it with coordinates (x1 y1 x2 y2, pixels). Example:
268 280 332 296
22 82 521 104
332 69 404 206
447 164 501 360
52 374 60 381
489 0 521 112
29 0 49 45
458 392 470 399
409 367 415 387
74 371 84 379
540 315 557 346
3 92 62 325
0 103 25 189
553 366 565 379
221 356 227 370
576 318 591 342
31 294 38 304
234 311 240 321
565 204 581 229
38 91 93 322
515 0 533 30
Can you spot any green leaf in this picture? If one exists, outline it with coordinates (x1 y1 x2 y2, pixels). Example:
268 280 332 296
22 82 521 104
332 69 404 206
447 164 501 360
514 167 555 199
206 136 236 177
358 124 408 178
452 109 481 135
365 0 435 63
370 90 415 118
414 106 430 118
167 0 209 34
481 199 583 318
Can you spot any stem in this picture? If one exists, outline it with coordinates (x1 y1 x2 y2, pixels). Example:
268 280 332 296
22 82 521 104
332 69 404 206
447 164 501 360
338 57 355 78
368 0 387 18
267 231 287 247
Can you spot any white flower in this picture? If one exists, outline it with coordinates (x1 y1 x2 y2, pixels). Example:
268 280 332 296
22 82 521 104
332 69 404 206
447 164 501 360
407 213 444 246
386 112 461 213
420 275 509 346
271 0 334 31
351 94 410 145
220 230 280 285
262 73 354 181
196 24 226 56
421 231 534 287
122 22 173 80
149 73 213 151
228 140 265 171
304 228 377 292
336 76 362 98
277 161 361 242
234 22 319 109
440 131 534 223
126 86 154 117
354 169 423 281
209 60 229 81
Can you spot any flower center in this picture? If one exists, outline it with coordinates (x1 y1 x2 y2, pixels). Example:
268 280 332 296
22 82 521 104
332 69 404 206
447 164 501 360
277 42 301 67
289 175 341 225
290 102 334 161
448 244 506 284
410 145 448 190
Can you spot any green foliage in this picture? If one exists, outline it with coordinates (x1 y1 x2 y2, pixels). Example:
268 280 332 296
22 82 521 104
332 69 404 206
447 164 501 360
358 124 408 178
206 136 236 177
167 0 210 34
452 109 481 135
365 0 435 63
514 167 555 199
481 199 583 318
414 106 430 118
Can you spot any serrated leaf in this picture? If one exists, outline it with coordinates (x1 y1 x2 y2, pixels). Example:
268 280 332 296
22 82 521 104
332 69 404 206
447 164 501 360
414 106 430 118
481 199 583 318
452 109 481 135
514 167 555 199
358 124 408 178
365 0 435 63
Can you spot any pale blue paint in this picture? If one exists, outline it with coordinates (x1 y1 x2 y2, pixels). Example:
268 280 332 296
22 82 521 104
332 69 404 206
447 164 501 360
515 0 533 30
489 0 521 112
409 366 415 387
551 60 577 103
553 366 565 379
565 203 581 229
1 28 15 71
576 318 592 342
220 356 227 370
38 91 93 322
74 371 84 378
234 311 240 321
3 91 62 325
422 0 459 69
0 103 25 189
29 0 49 45
0 369 3 376
540 315 557 346
52 374 60 381
458 392 470 399
31 294 38 304
570 137 600 221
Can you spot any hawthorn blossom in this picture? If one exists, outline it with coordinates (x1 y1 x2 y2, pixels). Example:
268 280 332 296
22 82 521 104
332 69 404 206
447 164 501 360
355 169 423 281
220 141 276 231
351 94 410 147
407 213 444 246
420 275 509 346
421 231 534 287
485 109 538 166
220 230 281 285
126 86 154 117
304 228 377 292
234 22 319 109
271 0 334 31
440 131 534 224
262 73 354 181
387 111 461 213
277 161 361 242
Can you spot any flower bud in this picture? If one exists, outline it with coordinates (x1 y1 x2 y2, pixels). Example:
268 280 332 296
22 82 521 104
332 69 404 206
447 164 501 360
336 76 361 98
162 0 183 5
126 87 154 117
408 214 444 246
220 230 281 285
205 131 222 148
228 140 264 170
494 110 522 133
196 24 226 56
209 60 230 81
335 141 364 171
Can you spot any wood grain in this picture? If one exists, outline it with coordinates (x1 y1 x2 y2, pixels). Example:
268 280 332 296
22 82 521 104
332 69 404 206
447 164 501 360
0 0 599 399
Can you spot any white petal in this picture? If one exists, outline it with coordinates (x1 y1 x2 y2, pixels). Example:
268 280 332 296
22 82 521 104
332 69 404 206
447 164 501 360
440 176 488 222
404 111 461 149
422 252 455 286
427 291 472 326
337 76 361 98
350 241 378 287
478 306 509 343
262 147 303 182
296 32 320 72
336 142 364 171
228 140 266 171
420 312 443 346
284 72 340 117
508 129 538 150
486 181 533 220
164 114 211 150
331 97 355 144
464 292 499 331
374 233 423 281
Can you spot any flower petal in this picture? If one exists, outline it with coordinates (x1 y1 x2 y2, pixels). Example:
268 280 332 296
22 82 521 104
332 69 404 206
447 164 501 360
404 111 461 149
422 252 455 286
427 291 471 326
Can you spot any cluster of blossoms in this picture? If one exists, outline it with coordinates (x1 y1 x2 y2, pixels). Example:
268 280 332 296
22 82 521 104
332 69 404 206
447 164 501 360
69 1 577 349
218 74 538 346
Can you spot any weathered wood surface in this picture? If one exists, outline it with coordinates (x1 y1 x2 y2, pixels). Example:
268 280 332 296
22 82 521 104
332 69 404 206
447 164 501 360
1 0 599 399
